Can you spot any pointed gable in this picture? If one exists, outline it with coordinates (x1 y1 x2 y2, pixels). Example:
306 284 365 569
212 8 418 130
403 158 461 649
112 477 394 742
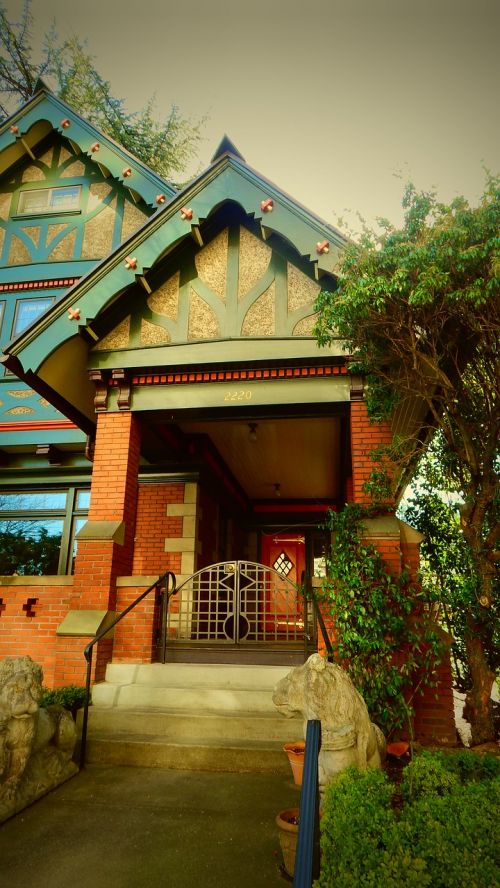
2 136 347 426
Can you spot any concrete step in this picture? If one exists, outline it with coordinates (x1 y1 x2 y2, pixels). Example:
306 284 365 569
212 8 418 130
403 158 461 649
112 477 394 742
92 662 293 713
83 661 301 772
103 662 292 689
82 735 291 773
83 707 302 744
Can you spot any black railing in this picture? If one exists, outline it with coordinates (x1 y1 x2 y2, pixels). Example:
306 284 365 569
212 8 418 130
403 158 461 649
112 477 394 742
79 570 177 768
303 573 334 663
294 719 321 888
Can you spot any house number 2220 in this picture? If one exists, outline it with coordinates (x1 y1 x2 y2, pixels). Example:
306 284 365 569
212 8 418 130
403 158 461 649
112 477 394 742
223 390 252 401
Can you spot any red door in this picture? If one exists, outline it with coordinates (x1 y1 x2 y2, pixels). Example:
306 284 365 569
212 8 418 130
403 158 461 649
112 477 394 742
261 532 306 636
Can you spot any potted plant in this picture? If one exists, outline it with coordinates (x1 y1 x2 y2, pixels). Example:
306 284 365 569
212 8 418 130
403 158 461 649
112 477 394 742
276 807 299 877
283 740 305 785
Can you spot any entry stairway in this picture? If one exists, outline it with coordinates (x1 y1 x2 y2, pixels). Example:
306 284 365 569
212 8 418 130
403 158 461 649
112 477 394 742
80 662 303 773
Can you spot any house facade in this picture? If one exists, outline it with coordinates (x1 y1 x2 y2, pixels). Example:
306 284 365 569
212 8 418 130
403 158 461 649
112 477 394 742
0 86 455 744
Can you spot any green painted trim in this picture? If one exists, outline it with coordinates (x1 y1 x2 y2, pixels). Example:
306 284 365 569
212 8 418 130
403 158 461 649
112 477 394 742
0 89 174 206
88 338 343 370
5 157 346 376
0 260 95 282
117 375 350 412
0 466 91 485
0 429 86 446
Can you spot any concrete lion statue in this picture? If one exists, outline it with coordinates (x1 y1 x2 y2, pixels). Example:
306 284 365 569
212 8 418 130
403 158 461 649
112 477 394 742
273 654 386 791
0 655 78 823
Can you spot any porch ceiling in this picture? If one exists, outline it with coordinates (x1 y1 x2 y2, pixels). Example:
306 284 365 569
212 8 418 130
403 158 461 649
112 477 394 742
178 416 342 501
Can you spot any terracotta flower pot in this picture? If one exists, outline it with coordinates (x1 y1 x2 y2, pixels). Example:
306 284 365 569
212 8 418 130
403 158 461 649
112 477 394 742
276 807 299 877
283 740 305 785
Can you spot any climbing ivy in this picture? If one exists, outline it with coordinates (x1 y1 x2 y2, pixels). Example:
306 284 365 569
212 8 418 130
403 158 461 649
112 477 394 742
318 505 443 736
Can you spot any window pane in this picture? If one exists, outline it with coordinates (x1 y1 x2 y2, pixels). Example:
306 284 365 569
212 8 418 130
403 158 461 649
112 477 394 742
76 490 91 509
18 189 49 214
17 185 81 215
0 491 67 511
0 518 63 575
70 517 87 573
49 185 80 211
0 301 5 334
13 298 53 336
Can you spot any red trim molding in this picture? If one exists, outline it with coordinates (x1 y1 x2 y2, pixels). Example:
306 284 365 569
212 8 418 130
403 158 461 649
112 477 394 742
113 364 348 388
0 278 80 293
0 419 77 432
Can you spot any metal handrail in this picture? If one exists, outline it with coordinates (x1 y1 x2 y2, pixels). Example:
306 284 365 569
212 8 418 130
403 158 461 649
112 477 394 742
294 719 321 887
79 570 177 768
311 596 334 663
303 573 334 663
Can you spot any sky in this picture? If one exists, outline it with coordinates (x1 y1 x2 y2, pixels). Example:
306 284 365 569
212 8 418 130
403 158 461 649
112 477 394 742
5 0 500 233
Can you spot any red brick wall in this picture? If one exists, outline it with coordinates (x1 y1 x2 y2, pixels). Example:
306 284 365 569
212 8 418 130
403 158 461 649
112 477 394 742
413 650 456 745
72 411 141 611
112 583 159 663
132 483 184 576
350 400 392 505
0 580 74 687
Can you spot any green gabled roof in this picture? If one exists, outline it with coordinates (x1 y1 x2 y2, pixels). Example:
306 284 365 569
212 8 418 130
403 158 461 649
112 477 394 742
2 139 347 425
0 82 176 207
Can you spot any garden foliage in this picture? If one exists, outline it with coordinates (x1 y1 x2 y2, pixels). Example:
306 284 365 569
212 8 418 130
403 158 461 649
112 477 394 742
319 505 442 736
316 752 500 888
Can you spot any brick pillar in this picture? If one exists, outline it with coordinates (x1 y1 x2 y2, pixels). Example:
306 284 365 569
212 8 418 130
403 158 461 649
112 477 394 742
350 398 393 506
54 412 141 685
72 411 141 609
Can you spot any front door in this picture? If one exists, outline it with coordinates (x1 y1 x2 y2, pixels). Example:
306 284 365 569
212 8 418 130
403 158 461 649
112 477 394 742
261 531 306 633
261 532 306 588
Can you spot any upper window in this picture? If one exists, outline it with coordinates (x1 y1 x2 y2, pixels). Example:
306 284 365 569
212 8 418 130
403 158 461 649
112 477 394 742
16 185 81 216
13 297 54 337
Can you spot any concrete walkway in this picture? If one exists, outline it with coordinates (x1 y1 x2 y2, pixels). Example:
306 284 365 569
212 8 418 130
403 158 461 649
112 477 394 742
0 765 300 888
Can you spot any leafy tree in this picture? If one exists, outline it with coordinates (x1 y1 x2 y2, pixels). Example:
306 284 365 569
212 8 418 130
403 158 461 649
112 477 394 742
0 1 203 181
319 505 442 738
401 439 499 727
315 178 499 742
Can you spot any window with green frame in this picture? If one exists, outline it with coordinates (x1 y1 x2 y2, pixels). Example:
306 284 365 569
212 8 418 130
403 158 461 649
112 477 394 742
0 488 90 576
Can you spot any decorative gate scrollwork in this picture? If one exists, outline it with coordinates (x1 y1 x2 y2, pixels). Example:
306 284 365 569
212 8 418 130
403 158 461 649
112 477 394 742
165 560 305 645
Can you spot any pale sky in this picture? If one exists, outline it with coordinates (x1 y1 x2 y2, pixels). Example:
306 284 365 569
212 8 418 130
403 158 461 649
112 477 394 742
5 0 500 233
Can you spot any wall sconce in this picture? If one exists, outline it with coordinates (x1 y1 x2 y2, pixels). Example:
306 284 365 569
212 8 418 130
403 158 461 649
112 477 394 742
274 483 281 498
248 423 258 442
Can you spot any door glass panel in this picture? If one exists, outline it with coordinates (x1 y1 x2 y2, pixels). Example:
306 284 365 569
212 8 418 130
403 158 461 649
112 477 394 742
273 551 294 577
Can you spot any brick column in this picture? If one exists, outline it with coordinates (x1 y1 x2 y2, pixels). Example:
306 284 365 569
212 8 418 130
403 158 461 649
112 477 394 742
72 411 141 609
350 398 393 506
54 412 141 685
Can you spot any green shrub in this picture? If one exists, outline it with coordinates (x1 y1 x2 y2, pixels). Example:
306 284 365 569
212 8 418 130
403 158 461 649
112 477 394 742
437 749 500 783
401 778 500 888
40 685 88 712
400 753 460 802
316 753 500 888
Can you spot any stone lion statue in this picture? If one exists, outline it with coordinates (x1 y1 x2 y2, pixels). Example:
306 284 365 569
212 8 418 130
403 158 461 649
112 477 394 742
0 656 78 823
273 654 385 790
